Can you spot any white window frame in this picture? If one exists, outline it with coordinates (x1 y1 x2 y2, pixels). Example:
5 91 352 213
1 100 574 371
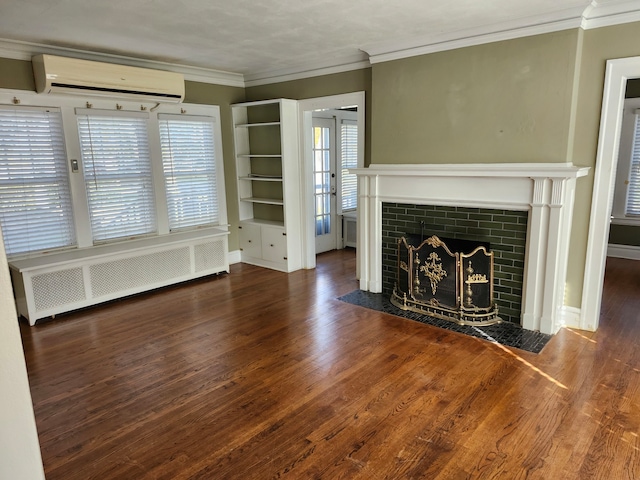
0 88 227 254
337 114 358 214
77 108 158 243
612 97 640 225
0 104 76 256
159 113 223 232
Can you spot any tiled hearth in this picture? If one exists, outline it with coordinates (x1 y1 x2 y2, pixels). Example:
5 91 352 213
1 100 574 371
352 163 589 335
338 289 552 353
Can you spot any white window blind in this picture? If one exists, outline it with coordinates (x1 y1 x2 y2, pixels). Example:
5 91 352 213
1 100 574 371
340 119 358 212
159 114 219 230
77 109 156 242
0 106 75 256
627 114 640 216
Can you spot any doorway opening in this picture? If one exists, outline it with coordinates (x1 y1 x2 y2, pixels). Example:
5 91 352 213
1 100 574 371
583 56 640 332
298 92 365 269
311 109 358 254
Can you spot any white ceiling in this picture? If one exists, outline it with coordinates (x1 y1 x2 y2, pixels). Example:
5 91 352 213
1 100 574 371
0 0 638 85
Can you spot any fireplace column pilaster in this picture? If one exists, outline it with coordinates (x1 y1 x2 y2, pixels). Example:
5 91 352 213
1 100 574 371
357 173 383 292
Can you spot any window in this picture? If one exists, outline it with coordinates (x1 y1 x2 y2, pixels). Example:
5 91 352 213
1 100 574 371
0 106 75 256
340 119 358 212
159 114 219 230
77 110 156 242
623 114 640 216
0 90 227 255
613 98 640 222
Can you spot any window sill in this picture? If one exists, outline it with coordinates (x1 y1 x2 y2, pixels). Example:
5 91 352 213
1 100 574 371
611 217 640 226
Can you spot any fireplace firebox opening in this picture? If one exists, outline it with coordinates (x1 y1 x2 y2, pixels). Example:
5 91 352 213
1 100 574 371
382 203 528 325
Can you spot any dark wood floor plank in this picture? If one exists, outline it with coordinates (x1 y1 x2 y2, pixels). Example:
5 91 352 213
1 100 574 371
18 251 640 479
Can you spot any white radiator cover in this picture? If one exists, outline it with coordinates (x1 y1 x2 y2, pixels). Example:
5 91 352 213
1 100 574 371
10 228 229 325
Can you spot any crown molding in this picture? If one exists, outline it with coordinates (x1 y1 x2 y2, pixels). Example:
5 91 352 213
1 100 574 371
3 2 640 89
362 6 587 64
0 38 245 88
244 54 371 88
582 0 640 29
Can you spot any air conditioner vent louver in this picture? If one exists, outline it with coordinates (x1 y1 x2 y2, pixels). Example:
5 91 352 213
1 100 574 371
32 54 185 103
49 83 184 100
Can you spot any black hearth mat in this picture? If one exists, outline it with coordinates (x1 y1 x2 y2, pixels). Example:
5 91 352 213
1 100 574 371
338 290 552 354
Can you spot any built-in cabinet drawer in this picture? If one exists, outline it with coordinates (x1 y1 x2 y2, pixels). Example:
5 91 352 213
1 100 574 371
261 225 287 263
238 223 262 258
239 221 288 270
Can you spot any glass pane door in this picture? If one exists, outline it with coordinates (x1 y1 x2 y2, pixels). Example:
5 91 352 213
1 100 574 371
312 117 336 253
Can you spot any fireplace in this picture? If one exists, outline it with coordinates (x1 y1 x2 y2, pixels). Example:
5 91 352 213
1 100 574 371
351 163 589 335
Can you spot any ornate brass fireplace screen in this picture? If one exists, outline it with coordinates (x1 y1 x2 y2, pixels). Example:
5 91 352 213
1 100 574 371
391 235 501 326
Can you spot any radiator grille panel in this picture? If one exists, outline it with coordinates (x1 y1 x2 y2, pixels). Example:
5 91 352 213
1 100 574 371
90 247 191 297
344 216 357 247
32 268 86 311
194 239 226 273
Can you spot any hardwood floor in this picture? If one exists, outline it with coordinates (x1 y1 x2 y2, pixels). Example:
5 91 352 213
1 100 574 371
19 250 640 479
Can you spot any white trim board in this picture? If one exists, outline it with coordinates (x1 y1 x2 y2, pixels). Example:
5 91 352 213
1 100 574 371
582 56 640 333
607 244 640 260
559 306 582 330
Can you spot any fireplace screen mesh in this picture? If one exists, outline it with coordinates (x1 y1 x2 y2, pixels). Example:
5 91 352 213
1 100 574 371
392 235 500 326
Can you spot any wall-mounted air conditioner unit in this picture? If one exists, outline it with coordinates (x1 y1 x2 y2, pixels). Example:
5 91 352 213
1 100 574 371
32 54 185 103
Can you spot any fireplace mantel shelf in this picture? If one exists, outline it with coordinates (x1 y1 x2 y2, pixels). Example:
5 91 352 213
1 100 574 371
352 163 590 179
353 162 590 335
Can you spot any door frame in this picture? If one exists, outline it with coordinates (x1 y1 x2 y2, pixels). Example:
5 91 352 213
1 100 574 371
298 92 365 269
582 56 640 331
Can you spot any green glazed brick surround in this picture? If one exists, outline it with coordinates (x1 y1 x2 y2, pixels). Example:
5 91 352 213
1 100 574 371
382 203 528 324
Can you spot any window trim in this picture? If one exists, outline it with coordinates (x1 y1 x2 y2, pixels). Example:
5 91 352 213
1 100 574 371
77 108 158 243
158 113 224 232
338 116 358 214
0 104 77 256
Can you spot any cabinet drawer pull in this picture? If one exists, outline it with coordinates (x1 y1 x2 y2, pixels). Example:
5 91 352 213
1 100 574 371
270 244 274 247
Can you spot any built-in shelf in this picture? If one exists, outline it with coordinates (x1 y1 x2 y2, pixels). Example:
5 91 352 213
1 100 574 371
240 197 284 205
235 121 281 128
232 98 302 273
239 176 283 182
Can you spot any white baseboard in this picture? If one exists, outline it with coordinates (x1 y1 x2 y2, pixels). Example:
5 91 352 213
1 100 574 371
228 250 242 264
558 306 582 330
607 243 640 260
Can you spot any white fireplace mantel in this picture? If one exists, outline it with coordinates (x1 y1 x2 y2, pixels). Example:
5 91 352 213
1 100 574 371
352 163 590 335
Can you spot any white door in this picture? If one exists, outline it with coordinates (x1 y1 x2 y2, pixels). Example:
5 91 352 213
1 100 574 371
312 117 337 254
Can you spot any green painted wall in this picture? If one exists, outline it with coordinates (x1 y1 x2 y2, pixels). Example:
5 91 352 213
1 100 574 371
370 30 580 164
245 68 372 166
0 58 35 90
609 224 640 246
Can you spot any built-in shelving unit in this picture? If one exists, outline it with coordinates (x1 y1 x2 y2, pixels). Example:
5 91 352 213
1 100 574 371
232 99 302 272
